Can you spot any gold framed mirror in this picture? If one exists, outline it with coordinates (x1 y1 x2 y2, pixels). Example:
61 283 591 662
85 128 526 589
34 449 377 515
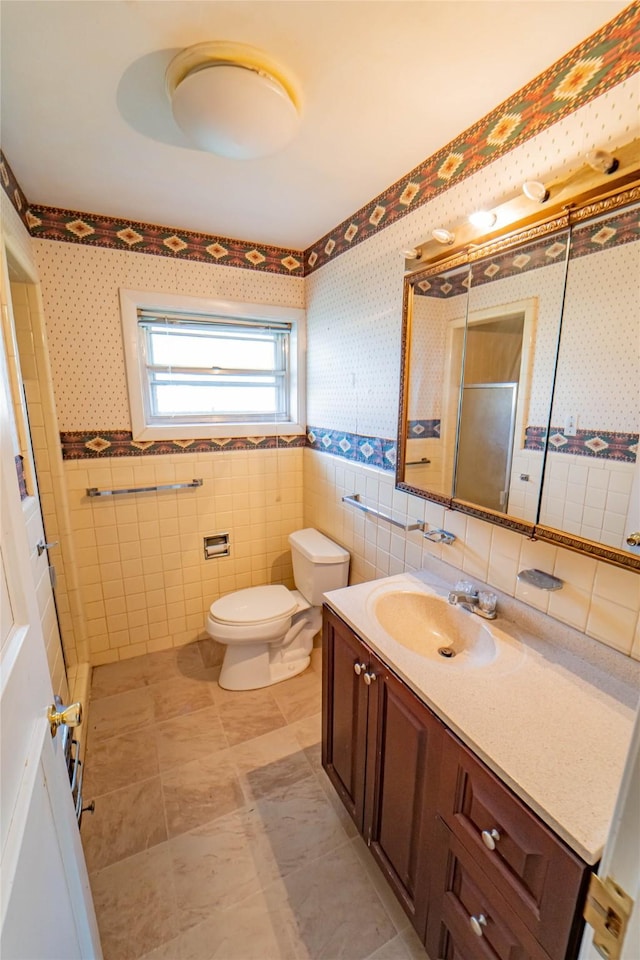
397 138 640 570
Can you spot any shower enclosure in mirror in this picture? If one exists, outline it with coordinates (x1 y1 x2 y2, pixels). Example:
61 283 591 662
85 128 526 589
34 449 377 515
397 138 639 570
455 229 569 520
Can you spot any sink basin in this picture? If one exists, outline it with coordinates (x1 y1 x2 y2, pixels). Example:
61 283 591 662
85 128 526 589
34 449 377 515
370 589 498 667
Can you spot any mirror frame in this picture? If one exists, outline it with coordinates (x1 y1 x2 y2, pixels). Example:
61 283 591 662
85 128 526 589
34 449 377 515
397 139 640 571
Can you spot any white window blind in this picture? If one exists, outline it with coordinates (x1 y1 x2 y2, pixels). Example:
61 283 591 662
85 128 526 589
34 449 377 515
138 310 292 425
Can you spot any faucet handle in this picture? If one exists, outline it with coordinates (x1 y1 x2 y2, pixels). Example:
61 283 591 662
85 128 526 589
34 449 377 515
478 591 498 615
454 580 477 596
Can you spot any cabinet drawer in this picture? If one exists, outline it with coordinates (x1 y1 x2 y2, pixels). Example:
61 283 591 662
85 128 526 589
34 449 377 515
438 732 589 960
426 818 552 960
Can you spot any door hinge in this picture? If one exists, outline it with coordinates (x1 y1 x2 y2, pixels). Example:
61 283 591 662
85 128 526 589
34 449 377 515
583 873 634 960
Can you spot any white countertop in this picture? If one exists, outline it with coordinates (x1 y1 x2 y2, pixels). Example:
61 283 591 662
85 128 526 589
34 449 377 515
323 570 640 865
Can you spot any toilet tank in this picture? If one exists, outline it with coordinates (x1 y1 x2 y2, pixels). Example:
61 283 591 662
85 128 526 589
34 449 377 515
288 529 350 605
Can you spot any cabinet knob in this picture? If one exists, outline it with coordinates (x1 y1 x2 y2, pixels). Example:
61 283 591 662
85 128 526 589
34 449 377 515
353 662 367 676
363 671 376 685
469 913 488 937
481 828 501 850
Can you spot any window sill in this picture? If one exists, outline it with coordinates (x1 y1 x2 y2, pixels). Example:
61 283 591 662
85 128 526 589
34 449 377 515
132 422 307 441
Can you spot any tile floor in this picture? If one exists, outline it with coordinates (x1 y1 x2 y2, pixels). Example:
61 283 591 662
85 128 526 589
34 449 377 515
82 639 429 960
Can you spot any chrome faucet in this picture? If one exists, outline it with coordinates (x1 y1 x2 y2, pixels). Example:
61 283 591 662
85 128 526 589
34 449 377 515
447 582 497 620
448 588 479 606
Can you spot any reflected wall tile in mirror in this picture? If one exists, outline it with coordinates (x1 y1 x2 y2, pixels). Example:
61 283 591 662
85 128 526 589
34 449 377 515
402 263 471 500
456 229 570 523
538 202 640 557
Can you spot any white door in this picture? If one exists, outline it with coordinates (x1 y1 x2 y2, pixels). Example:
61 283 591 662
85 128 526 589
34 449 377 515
579 704 640 960
0 278 101 958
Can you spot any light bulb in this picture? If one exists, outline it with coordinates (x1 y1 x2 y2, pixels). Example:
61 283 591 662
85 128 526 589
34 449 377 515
585 149 619 175
522 180 550 203
431 228 455 245
468 210 497 229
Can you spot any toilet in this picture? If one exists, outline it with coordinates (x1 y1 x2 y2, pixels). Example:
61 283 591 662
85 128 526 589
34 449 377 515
206 528 350 690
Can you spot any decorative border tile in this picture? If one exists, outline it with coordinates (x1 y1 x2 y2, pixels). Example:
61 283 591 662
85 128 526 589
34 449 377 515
303 5 640 274
1 8 638 278
525 426 638 462
0 151 30 231
60 430 306 460
407 419 440 438
415 204 640 297
306 426 396 471
569 202 640 259
26 206 303 276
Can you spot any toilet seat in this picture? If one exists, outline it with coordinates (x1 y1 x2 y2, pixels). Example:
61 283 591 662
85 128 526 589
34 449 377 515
209 584 298 626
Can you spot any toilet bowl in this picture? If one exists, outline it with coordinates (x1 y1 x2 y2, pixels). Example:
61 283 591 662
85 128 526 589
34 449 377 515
206 529 350 690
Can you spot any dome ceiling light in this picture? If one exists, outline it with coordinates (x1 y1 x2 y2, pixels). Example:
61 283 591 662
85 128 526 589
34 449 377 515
166 41 301 160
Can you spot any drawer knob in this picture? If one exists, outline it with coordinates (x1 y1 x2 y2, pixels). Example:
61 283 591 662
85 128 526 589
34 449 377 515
353 662 367 676
481 828 501 850
469 913 488 937
363 671 377 685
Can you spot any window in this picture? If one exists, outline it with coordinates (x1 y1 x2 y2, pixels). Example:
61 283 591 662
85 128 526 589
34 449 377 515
120 290 305 440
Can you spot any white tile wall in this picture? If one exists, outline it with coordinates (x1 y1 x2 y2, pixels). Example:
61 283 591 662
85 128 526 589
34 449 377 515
304 450 640 658
65 448 303 665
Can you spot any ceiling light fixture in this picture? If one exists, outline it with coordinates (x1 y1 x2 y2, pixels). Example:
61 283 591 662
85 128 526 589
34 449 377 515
468 210 497 229
585 149 619 175
522 180 550 203
166 41 301 160
431 228 455 245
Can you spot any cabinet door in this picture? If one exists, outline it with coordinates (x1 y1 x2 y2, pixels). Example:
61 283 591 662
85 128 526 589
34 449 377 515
365 653 443 938
426 817 553 960
438 732 589 960
322 606 370 831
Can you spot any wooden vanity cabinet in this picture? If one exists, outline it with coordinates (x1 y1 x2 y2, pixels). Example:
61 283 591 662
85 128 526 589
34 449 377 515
322 606 592 960
435 734 591 960
427 817 554 960
322 605 442 935
321 605 370 826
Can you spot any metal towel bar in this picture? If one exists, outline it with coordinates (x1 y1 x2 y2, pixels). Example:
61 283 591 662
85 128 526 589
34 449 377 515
341 493 456 544
342 493 423 531
86 478 203 497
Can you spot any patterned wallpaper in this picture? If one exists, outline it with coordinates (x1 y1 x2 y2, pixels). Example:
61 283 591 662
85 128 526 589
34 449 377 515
305 70 639 436
33 241 304 432
550 238 639 434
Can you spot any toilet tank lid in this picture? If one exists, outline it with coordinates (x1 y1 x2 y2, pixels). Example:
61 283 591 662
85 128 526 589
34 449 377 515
288 528 350 564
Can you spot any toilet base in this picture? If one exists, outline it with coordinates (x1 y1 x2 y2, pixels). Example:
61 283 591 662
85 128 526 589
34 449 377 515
219 647 310 691
217 607 321 691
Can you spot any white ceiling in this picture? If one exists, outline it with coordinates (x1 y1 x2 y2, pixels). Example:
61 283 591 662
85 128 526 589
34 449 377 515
0 0 628 250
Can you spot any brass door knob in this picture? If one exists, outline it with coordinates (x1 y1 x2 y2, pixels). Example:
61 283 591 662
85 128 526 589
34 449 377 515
47 701 82 737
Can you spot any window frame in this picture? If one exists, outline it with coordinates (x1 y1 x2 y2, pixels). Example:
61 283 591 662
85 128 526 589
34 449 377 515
120 289 306 440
